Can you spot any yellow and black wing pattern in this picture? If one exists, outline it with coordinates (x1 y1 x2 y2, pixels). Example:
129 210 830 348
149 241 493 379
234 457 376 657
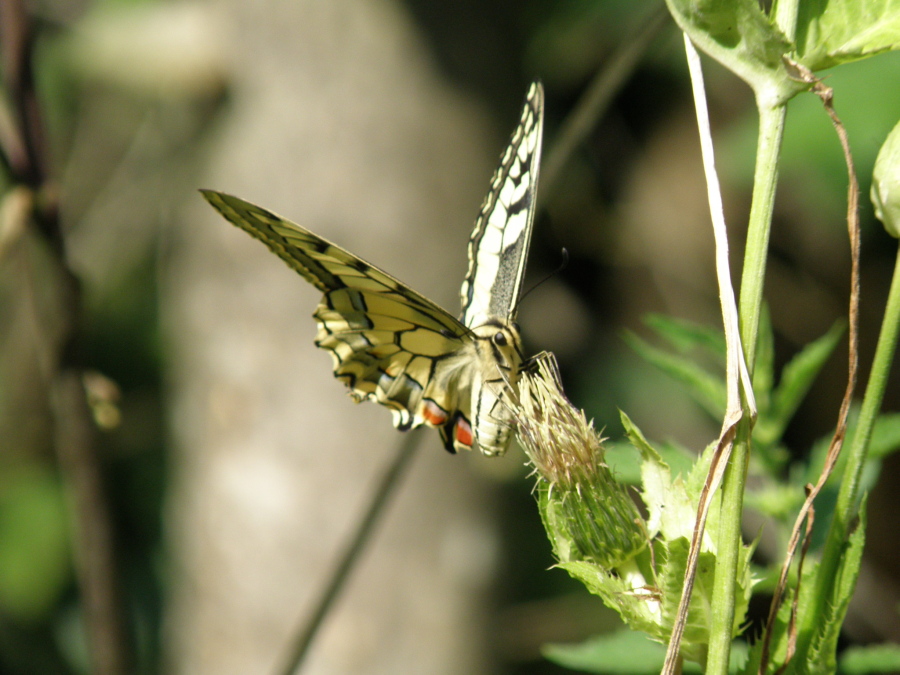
201 191 471 442
201 81 544 455
460 81 543 328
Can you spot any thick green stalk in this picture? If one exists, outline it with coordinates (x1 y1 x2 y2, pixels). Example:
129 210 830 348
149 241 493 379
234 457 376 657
738 105 786 370
705 431 751 674
795 244 900 662
705 102 786 675
706 2 798 671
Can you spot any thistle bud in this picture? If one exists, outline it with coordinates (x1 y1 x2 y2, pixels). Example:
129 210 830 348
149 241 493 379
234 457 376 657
515 353 646 569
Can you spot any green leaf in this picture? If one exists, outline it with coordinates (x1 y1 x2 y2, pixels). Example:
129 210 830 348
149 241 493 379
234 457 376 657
840 643 900 674
0 464 70 622
740 586 794 674
543 629 685 674
756 321 845 446
752 305 775 412
621 411 709 545
796 0 900 72
556 559 662 637
624 331 726 420
868 412 900 458
643 314 726 357
619 410 665 466
744 482 806 521
664 0 803 105
605 438 696 486
806 496 867 672
546 630 751 674
656 538 726 661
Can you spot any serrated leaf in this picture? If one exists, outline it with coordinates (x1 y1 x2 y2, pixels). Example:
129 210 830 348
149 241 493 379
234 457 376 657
626 416 708 545
796 0 900 71
806 496 867 672
640 460 676 542
839 643 900 674
643 314 726 357
620 410 665 466
757 321 845 446
657 538 716 660
624 331 726 420
556 560 663 637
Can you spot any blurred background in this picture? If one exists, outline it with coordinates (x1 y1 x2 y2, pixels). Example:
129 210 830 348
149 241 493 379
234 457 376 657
2 0 900 673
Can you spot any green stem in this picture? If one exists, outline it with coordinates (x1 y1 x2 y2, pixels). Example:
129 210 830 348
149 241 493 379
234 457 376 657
772 0 801 46
738 104 786 370
705 102 786 675
705 431 751 674
795 243 900 662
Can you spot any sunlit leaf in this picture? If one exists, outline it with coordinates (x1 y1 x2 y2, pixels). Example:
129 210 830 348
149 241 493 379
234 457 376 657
796 0 900 71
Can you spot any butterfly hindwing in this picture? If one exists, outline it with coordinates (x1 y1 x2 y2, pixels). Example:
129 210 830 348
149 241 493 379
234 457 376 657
201 190 472 437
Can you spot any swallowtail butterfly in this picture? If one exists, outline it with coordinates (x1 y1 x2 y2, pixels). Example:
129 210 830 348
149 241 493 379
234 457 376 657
202 81 543 455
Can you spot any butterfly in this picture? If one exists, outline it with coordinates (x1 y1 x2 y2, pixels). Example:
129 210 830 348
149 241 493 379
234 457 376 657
202 81 543 456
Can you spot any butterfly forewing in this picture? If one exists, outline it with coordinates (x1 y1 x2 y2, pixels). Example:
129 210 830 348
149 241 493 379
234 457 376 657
459 81 544 329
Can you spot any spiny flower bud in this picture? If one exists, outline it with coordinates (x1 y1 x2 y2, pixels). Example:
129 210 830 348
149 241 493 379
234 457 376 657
515 352 646 569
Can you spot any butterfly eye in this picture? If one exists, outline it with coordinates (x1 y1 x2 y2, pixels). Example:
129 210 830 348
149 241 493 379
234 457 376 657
493 332 508 347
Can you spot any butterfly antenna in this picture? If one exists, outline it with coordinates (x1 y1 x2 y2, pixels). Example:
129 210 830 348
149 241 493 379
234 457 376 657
514 247 570 314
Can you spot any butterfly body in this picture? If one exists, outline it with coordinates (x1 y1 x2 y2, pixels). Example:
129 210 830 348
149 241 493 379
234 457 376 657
202 82 543 456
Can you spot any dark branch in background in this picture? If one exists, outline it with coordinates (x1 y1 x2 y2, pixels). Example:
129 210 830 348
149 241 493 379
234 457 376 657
0 2 132 674
540 2 670 200
279 430 422 675
0 0 39 182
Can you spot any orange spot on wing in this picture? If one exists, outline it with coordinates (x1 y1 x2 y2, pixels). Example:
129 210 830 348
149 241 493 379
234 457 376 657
455 417 474 448
422 400 448 426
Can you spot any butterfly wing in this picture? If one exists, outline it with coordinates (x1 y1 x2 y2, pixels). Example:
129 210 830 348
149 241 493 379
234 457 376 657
201 84 545 456
454 82 544 456
201 190 476 448
459 81 544 329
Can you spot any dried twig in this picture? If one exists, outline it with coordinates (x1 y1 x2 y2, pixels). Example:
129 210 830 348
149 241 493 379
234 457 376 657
758 59 861 675
661 36 757 675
